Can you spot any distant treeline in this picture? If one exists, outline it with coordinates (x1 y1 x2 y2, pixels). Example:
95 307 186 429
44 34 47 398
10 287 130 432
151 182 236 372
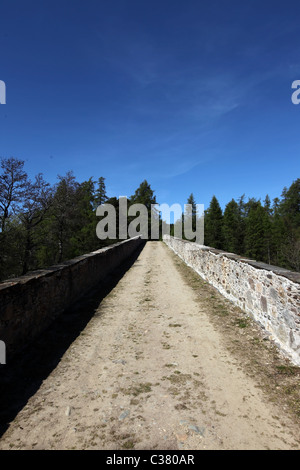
178 180 300 272
0 157 299 281
0 157 156 281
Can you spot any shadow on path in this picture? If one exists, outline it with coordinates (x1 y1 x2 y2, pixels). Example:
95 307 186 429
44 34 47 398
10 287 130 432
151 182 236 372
0 241 146 438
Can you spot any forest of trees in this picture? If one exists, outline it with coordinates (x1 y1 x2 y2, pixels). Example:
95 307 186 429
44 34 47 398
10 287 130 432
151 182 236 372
0 157 156 282
0 156 299 281
181 180 300 272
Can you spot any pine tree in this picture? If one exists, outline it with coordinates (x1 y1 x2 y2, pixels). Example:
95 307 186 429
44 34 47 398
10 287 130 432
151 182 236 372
51 171 80 262
279 178 300 230
244 201 271 262
69 178 99 256
278 179 300 270
94 177 107 208
183 193 197 239
129 180 157 239
204 195 224 249
222 198 242 253
130 180 156 209
186 193 197 232
263 194 272 216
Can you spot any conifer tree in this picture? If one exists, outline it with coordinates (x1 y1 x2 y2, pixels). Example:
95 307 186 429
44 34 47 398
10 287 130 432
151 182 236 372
130 180 156 209
129 180 157 239
222 198 242 253
204 195 224 249
94 177 107 208
51 171 80 262
278 179 300 270
69 178 99 255
186 193 197 232
182 193 197 240
244 201 270 262
279 179 300 230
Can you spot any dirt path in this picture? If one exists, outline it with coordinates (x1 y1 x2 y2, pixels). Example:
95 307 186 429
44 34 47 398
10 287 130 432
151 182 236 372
0 241 299 450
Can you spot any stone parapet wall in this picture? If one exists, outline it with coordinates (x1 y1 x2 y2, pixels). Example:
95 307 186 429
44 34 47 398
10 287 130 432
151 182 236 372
163 235 300 366
0 237 143 359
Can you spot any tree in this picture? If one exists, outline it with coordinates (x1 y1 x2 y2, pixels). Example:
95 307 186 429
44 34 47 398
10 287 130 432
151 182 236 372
204 195 224 249
19 173 53 274
0 157 28 279
281 236 300 271
181 193 200 241
222 198 243 254
130 180 156 209
263 194 272 216
244 201 271 262
186 193 197 232
278 179 300 270
279 178 300 230
94 177 107 208
129 180 157 239
51 171 80 262
0 157 27 232
69 178 100 255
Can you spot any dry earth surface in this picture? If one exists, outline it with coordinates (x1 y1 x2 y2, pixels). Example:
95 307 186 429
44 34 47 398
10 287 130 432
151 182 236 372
0 241 299 450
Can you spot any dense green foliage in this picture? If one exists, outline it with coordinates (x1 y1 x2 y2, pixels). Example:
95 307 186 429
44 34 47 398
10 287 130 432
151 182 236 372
202 180 300 272
0 156 299 280
0 158 156 281
204 195 224 249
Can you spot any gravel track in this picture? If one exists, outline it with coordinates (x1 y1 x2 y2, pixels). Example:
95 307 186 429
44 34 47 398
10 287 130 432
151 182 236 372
0 241 299 450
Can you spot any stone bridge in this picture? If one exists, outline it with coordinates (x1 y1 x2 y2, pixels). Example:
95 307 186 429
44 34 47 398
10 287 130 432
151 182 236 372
0 238 299 450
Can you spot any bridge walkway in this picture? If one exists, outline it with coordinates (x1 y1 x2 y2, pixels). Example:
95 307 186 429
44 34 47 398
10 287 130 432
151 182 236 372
0 241 299 450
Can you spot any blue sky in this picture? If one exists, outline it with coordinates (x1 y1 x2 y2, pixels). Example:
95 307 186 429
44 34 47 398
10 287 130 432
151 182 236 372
0 0 300 211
